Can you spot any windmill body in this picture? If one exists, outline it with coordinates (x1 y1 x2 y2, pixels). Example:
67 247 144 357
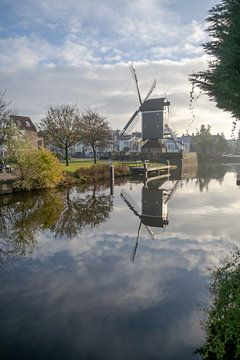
121 63 184 153
141 98 170 141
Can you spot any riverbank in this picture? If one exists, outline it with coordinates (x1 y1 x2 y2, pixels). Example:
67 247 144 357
0 159 177 194
0 161 130 194
62 162 130 185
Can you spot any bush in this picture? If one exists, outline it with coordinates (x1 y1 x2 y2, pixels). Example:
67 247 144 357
16 147 63 190
199 250 240 359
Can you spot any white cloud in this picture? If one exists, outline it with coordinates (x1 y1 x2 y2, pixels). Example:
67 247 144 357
0 35 55 71
0 57 233 136
0 0 234 136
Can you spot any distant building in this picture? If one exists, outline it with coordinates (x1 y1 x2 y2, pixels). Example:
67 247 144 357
119 132 142 153
10 115 41 149
165 135 192 153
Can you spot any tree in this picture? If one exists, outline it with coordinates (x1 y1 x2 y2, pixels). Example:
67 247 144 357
40 105 81 166
0 91 16 149
190 0 240 125
16 146 63 190
197 250 240 359
80 109 112 164
192 124 228 158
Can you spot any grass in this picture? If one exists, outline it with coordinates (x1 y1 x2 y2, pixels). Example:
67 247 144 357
61 159 113 173
61 159 153 173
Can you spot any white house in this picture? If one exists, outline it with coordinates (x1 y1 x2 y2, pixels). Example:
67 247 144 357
119 133 142 153
165 135 192 152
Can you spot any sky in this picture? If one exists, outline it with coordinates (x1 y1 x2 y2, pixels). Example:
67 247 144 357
0 0 234 137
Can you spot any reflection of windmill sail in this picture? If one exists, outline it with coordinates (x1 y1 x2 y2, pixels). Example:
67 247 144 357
121 189 156 262
120 189 156 239
163 180 180 203
131 221 142 263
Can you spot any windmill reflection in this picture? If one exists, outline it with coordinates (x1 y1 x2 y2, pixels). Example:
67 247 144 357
121 177 179 261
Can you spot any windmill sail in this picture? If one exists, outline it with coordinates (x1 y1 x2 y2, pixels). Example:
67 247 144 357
121 107 141 136
129 62 142 105
142 79 157 103
121 66 157 136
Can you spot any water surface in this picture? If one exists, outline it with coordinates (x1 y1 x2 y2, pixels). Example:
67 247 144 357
0 163 239 360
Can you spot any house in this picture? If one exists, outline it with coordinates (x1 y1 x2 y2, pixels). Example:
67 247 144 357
119 132 142 153
10 115 40 149
165 135 192 153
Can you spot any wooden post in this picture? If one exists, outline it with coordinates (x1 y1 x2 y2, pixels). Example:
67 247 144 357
166 160 170 177
110 164 114 196
180 159 183 178
144 161 148 181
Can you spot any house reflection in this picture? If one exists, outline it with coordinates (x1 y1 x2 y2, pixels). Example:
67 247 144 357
121 176 179 261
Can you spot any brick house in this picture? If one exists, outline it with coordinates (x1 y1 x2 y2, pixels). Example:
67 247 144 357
10 115 42 149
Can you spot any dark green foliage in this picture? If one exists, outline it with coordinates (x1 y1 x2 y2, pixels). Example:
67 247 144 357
191 125 228 158
199 250 240 359
0 91 15 147
190 0 240 123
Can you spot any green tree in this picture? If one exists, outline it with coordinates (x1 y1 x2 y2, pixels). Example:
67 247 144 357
80 109 112 164
190 0 240 125
192 125 228 158
0 91 16 152
40 105 81 166
16 146 63 190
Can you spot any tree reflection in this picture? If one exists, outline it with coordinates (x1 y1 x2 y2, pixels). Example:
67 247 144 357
0 186 113 275
0 191 63 275
198 250 240 359
54 186 113 238
195 161 228 192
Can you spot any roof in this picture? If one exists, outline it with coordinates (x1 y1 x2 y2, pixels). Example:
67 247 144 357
142 139 166 149
10 115 37 132
120 134 132 141
140 98 170 112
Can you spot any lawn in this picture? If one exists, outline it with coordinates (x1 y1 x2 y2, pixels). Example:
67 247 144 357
61 159 115 173
61 159 165 173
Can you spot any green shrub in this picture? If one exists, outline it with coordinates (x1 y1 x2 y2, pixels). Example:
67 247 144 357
199 250 240 359
16 147 63 190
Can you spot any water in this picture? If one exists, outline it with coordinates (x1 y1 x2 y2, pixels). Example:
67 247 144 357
0 163 239 360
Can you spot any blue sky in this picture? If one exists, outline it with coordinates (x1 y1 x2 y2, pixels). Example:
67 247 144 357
0 0 233 136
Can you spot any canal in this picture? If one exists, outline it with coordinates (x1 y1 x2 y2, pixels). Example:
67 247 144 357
0 163 239 359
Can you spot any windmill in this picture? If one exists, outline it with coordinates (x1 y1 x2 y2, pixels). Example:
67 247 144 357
121 62 184 152
120 177 179 262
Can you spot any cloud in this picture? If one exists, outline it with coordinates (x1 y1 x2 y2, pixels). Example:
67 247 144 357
0 0 234 136
0 56 233 136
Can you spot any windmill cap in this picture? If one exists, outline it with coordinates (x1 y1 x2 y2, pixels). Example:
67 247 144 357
140 98 170 112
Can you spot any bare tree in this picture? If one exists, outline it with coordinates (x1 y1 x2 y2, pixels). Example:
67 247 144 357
80 109 112 164
40 105 81 166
